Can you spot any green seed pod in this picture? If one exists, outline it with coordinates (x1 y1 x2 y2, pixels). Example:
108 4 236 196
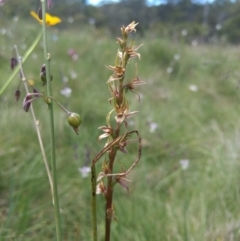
67 112 82 135
40 72 47 86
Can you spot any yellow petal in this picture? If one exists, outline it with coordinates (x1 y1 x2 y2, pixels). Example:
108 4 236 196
30 11 61 26
45 13 61 26
30 11 43 24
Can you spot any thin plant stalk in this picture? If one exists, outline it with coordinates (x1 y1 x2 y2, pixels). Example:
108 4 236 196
14 45 53 192
41 0 62 240
0 32 42 95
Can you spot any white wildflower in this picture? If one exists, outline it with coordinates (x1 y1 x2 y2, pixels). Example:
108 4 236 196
174 54 180 61
181 29 188 36
189 85 198 92
60 87 72 98
179 159 189 170
167 67 173 74
78 166 91 178
149 122 158 133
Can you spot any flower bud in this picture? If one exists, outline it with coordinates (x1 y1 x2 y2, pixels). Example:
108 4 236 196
40 64 46 85
40 73 46 86
23 94 32 112
67 112 82 135
117 37 125 49
10 57 18 70
38 7 42 20
32 87 40 97
40 64 53 85
41 64 46 74
14 89 21 102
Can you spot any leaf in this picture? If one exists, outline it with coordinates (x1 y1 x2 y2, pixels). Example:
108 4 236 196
0 32 42 96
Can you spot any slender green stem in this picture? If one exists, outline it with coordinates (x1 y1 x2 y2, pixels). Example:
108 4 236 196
0 32 42 96
47 96 70 115
41 1 62 240
14 45 53 193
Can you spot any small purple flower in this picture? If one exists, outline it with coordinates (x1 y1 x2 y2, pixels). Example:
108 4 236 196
23 94 32 112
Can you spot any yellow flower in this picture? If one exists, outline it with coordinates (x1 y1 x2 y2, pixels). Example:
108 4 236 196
30 11 61 26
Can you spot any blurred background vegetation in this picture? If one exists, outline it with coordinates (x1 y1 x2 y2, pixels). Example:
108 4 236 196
1 0 240 43
1 0 240 240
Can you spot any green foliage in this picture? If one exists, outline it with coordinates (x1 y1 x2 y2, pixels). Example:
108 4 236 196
1 0 36 17
142 39 177 67
1 0 240 44
222 16 240 44
1 16 240 241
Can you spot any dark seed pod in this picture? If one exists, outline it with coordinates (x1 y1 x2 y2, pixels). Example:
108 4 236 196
40 64 47 85
14 89 21 102
40 74 47 86
40 64 46 74
10 57 18 70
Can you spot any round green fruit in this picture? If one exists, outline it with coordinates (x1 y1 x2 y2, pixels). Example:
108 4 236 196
67 112 82 129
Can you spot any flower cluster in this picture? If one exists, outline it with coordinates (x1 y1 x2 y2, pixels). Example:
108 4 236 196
105 22 145 128
93 22 144 204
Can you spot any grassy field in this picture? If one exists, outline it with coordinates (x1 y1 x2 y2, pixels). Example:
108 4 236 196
1 17 240 241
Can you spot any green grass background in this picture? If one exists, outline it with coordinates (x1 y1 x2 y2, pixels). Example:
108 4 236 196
1 18 240 241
